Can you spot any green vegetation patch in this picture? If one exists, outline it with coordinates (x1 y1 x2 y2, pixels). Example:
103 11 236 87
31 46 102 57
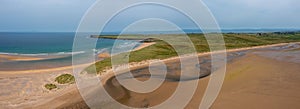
86 33 300 74
44 83 57 90
55 74 75 84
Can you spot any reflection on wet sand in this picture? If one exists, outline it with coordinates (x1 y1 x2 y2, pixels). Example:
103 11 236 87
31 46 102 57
3 43 300 109
100 43 300 108
103 51 245 108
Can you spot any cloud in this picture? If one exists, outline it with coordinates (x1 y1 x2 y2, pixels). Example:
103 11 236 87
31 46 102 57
203 0 300 28
0 0 96 32
0 0 299 32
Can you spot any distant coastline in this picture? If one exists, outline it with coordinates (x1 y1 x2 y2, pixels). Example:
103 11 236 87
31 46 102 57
1 30 300 108
1 30 300 71
91 29 300 37
2 28 299 33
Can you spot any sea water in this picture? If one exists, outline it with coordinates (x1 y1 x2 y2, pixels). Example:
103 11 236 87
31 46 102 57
0 32 141 71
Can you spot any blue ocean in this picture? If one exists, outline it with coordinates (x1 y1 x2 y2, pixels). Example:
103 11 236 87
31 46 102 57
0 29 298 71
0 32 141 70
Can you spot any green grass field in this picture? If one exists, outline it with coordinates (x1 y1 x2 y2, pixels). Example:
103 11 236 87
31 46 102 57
85 33 300 74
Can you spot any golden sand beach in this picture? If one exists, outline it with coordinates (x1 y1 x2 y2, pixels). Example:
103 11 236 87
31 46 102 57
1 42 300 109
0 54 45 61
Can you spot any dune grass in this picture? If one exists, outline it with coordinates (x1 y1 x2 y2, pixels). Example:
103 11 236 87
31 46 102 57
44 83 57 90
55 74 75 84
44 74 75 90
85 33 300 74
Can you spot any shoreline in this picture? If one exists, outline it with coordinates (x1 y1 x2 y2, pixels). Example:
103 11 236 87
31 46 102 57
58 41 300 108
89 41 300 108
0 54 45 61
97 42 300 76
0 42 156 75
132 42 155 51
2 42 300 108
0 42 297 75
0 63 91 75
99 42 298 79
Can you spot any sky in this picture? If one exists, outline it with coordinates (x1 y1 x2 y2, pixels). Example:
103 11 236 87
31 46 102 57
0 0 299 32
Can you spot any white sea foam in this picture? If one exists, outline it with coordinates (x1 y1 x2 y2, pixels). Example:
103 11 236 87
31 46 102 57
0 51 86 56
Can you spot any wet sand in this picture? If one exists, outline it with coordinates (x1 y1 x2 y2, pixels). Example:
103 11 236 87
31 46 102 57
0 63 92 75
2 42 300 108
0 42 157 108
92 42 300 108
101 42 300 108
212 51 300 109
0 54 45 62
132 42 155 51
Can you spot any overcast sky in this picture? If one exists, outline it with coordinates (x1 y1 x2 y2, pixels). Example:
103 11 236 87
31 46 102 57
0 0 299 32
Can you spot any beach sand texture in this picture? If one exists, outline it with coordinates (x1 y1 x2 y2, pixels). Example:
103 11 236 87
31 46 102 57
1 43 300 108
0 54 44 62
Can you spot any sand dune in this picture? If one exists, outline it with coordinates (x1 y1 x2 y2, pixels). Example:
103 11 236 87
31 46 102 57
2 42 300 108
